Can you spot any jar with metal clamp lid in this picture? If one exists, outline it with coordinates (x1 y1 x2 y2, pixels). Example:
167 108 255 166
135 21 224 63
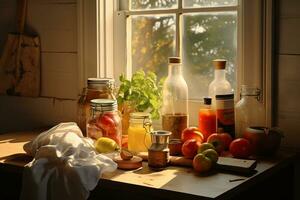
86 99 121 145
235 85 265 138
128 112 152 154
78 78 116 136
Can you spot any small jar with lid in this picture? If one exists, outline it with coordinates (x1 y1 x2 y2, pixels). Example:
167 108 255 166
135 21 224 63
78 78 116 136
128 112 153 154
86 99 121 146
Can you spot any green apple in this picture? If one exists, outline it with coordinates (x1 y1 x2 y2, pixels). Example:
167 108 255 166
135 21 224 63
193 153 212 173
197 142 215 154
202 149 218 164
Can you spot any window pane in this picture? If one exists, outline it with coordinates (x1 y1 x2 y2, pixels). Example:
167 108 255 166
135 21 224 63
130 15 176 78
184 0 237 8
182 12 237 99
130 0 177 10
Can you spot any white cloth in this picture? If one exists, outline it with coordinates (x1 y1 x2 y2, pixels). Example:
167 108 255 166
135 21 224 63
20 122 117 200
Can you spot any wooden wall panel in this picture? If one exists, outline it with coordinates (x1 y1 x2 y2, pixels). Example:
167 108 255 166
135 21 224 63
41 53 78 98
26 0 78 99
276 0 300 150
0 95 77 134
27 2 77 52
0 0 78 132
278 18 300 55
279 0 300 18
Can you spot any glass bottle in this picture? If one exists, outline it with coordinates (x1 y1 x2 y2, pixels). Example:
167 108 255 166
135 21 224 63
198 97 216 142
162 57 188 139
235 85 265 138
208 59 232 108
86 99 122 145
78 78 116 136
128 112 152 154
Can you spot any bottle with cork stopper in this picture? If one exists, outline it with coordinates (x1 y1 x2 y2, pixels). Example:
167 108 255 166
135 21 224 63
161 57 189 140
208 59 232 108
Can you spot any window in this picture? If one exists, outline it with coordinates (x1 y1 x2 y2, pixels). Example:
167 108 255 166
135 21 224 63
78 0 274 126
119 0 238 99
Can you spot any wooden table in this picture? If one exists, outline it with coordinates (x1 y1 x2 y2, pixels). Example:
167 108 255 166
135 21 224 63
0 131 297 200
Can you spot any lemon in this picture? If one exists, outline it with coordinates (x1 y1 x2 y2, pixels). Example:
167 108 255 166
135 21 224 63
94 137 120 153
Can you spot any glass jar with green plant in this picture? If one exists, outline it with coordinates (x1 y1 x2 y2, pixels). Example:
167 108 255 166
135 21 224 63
117 70 165 135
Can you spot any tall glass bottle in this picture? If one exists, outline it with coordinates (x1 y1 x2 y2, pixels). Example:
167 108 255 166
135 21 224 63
208 59 232 108
162 57 188 139
235 85 266 138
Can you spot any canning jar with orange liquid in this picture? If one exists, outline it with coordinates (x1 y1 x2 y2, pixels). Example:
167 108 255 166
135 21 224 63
128 112 152 154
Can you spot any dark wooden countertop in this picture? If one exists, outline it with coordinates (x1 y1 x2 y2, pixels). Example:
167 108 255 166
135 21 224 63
0 131 297 200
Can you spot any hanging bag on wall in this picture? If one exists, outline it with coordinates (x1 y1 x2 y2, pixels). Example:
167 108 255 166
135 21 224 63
0 0 41 97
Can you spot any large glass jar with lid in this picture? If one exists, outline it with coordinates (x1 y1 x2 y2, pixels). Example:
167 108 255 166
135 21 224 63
78 78 116 136
128 112 152 154
235 85 266 138
86 99 121 145
162 57 188 139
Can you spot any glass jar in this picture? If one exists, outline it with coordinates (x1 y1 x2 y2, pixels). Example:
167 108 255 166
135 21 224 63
78 78 116 136
235 85 265 138
86 99 121 146
208 59 232 108
198 97 216 142
162 57 189 139
128 112 152 154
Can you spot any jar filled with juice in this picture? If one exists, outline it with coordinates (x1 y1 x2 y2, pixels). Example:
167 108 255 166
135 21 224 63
198 97 216 142
128 112 152 154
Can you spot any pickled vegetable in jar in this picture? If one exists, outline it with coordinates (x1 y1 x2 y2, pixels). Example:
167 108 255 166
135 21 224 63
78 78 116 136
87 99 121 146
128 112 152 154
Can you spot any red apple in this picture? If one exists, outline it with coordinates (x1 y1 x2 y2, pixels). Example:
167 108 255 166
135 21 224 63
229 138 252 159
207 133 225 154
181 127 204 143
219 133 233 150
182 139 201 159
193 153 212 173
243 127 267 155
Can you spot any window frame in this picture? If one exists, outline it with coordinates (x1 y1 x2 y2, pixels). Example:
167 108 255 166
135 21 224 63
78 0 274 126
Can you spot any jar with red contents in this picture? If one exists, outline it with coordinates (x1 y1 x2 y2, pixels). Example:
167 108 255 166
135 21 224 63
198 97 216 142
78 78 116 136
87 99 121 146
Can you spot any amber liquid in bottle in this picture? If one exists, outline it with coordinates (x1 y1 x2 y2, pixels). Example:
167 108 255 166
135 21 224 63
162 114 188 139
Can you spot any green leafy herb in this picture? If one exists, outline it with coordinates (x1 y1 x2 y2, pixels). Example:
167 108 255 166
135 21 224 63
117 70 165 119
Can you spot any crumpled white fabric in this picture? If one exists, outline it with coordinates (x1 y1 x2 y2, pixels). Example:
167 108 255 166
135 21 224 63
20 122 117 200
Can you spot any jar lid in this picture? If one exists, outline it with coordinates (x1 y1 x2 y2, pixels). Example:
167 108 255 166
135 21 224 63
203 97 212 105
90 99 117 111
168 57 181 64
213 59 227 70
241 85 261 96
87 78 115 89
130 112 151 119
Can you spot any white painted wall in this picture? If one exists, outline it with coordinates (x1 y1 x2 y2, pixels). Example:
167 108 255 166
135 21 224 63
0 0 78 133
